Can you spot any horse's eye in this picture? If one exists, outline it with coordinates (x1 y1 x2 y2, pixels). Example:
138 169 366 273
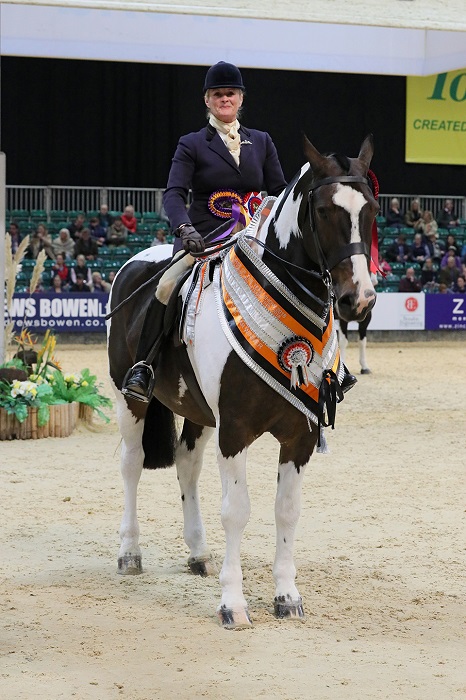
317 207 327 219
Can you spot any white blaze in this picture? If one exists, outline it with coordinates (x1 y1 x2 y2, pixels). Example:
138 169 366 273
332 183 374 309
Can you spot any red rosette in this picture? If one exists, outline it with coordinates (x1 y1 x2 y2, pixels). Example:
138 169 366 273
243 191 263 218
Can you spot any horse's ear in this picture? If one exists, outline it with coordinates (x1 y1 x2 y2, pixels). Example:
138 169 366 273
302 133 327 171
358 134 374 170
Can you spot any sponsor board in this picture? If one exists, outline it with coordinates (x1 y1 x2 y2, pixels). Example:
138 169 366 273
425 294 466 330
344 293 425 331
5 293 109 332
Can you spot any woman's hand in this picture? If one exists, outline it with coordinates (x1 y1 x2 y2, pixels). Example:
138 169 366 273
179 225 205 253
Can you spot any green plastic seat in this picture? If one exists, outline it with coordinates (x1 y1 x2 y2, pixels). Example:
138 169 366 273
30 209 47 221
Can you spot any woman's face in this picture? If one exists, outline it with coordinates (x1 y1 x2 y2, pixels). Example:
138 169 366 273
205 88 243 123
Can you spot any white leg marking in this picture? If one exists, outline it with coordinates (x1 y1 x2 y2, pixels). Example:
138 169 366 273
218 446 250 612
176 426 215 561
113 387 145 558
359 336 369 371
273 461 306 601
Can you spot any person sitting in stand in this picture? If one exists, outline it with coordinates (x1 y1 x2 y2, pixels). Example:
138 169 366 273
7 222 22 253
424 229 445 265
74 227 99 260
404 198 423 229
51 274 65 294
386 198 404 230
440 246 462 270
106 216 129 246
26 224 54 260
68 213 86 241
453 276 466 293
88 216 107 247
152 227 167 246
70 253 93 287
121 61 357 400
98 204 114 232
409 232 428 265
398 266 422 293
438 255 461 288
385 233 410 263
436 199 460 230
420 258 438 291
52 228 75 261
121 205 138 234
51 253 71 289
70 271 91 293
417 209 438 237
444 234 460 256
91 270 111 293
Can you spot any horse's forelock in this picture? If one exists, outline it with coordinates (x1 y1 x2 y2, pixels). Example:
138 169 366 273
327 152 351 173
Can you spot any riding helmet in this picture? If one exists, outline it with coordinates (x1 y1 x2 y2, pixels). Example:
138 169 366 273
203 61 245 92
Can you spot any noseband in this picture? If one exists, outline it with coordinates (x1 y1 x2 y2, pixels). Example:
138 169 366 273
299 174 373 274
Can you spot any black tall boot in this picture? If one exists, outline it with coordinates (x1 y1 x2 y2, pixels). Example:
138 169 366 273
340 364 358 393
121 297 166 403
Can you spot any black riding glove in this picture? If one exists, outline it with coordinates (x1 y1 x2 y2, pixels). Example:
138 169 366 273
178 224 205 254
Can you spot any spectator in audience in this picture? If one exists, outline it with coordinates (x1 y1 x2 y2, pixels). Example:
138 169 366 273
440 246 462 270
417 210 438 237
51 253 71 288
106 270 116 286
91 271 111 293
52 228 75 260
436 198 460 229
70 271 91 293
71 254 93 287
385 233 410 263
399 266 422 293
88 216 107 247
51 274 65 294
106 216 128 246
404 198 423 229
438 255 461 288
74 228 99 259
421 258 438 290
121 205 138 233
453 276 466 293
26 224 54 260
152 227 167 246
68 213 86 240
409 232 428 265
437 283 452 294
424 229 445 265
445 233 460 256
378 254 392 275
386 198 404 229
98 204 114 231
7 222 22 253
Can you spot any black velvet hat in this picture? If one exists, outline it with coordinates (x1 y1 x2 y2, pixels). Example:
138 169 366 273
203 61 245 92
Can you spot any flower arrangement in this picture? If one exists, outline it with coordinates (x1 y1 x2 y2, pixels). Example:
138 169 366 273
0 330 112 429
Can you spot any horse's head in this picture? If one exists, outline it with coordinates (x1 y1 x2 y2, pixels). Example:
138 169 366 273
295 135 378 322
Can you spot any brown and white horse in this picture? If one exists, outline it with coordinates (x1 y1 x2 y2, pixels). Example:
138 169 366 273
107 135 378 629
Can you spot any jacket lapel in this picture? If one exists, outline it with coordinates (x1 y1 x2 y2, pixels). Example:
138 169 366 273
206 126 240 172
238 126 253 170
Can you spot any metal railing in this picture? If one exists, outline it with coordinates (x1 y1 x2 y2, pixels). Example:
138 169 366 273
6 186 166 218
5 185 466 223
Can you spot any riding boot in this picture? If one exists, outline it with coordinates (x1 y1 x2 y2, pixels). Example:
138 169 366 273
340 365 358 393
121 296 167 403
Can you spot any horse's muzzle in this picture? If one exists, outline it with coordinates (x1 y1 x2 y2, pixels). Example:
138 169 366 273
336 290 376 322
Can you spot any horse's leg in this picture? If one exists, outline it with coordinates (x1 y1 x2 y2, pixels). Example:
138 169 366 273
273 459 306 619
217 445 252 629
114 392 146 575
359 313 371 374
176 420 216 576
338 322 349 365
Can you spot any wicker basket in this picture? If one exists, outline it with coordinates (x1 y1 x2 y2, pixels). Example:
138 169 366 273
0 402 79 440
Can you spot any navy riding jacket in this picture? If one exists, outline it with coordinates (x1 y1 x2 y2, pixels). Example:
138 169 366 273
163 123 286 247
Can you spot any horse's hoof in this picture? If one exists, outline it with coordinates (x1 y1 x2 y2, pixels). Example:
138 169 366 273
117 554 143 575
360 368 371 375
274 595 305 620
217 605 253 630
188 556 217 577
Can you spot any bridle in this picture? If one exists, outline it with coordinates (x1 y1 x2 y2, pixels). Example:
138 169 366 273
298 172 374 275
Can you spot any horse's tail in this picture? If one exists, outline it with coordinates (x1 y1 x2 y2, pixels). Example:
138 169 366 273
142 397 177 469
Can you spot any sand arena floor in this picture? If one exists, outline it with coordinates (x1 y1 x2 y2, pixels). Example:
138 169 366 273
1 340 465 700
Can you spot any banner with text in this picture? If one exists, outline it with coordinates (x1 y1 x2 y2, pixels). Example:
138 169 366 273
6 293 109 332
406 69 466 165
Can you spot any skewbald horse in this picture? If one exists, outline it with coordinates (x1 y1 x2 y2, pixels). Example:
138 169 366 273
107 135 378 629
